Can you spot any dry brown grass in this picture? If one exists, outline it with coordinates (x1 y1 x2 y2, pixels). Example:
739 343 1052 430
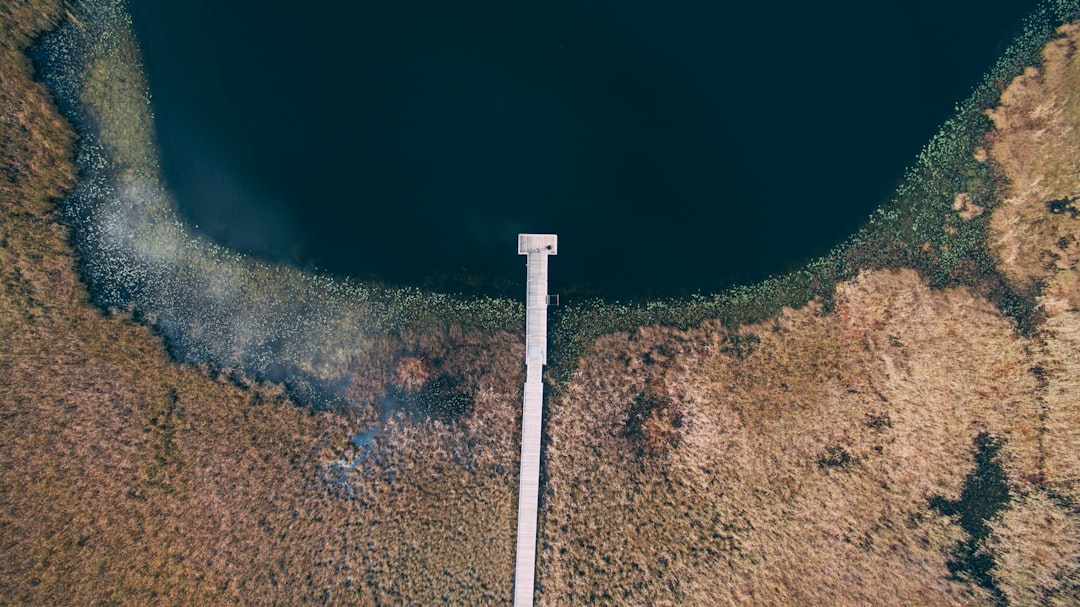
1 230 524 604
986 23 1080 307
538 270 1039 605
954 191 986 221
985 491 1080 605
984 25 1080 593
3 2 1080 605
392 356 434 392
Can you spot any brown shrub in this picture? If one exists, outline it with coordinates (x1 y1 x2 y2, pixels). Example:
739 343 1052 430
392 355 434 392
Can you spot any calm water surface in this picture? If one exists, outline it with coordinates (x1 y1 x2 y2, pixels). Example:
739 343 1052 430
129 0 1034 298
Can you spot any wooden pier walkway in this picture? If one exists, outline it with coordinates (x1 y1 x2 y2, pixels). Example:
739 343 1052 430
514 234 557 607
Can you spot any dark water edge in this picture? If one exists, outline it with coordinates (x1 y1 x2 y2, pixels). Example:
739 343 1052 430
28 0 1076 415
545 1 1080 382
128 0 1037 300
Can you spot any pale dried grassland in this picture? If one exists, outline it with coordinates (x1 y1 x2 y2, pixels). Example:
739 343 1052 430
540 270 1029 605
982 22 1080 605
3 2 1080 605
987 23 1080 306
985 491 1080 605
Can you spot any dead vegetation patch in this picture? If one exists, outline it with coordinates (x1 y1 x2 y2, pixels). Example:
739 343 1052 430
954 192 986 220
538 269 1048 605
985 490 1080 605
986 23 1080 306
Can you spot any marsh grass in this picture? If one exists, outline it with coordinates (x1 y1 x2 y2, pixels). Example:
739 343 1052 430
539 268 1039 605
2 0 1080 604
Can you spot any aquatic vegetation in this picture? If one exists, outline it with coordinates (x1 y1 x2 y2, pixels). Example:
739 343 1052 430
34 0 522 412
31 0 1080 411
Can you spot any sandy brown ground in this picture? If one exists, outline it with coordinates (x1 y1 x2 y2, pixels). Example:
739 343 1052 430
2 2 1079 605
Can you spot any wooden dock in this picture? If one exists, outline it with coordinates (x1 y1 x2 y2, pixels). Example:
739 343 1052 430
514 234 557 607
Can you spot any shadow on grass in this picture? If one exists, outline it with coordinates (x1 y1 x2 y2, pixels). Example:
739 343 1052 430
929 432 1011 605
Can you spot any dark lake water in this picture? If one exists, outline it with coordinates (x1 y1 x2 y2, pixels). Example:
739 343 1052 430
129 0 1035 299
